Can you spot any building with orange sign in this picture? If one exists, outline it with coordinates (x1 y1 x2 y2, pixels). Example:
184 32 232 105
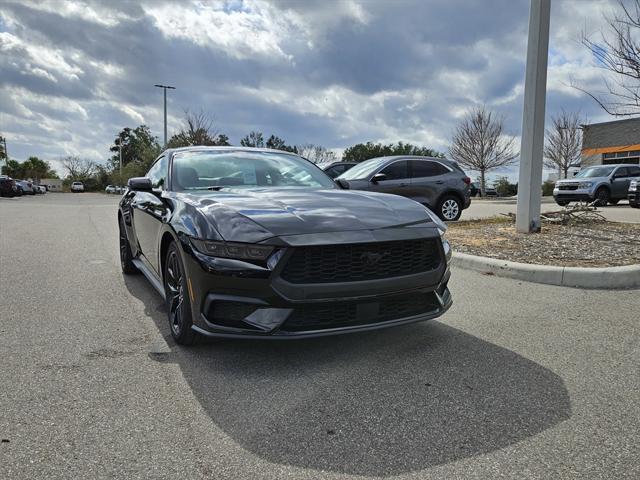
581 117 640 167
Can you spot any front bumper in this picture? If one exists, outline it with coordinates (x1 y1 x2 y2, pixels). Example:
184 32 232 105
553 187 594 202
182 229 451 338
629 191 640 205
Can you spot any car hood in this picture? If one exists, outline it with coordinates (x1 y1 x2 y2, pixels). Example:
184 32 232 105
178 188 436 242
556 177 606 184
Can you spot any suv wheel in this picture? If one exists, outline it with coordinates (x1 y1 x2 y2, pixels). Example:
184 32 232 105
437 195 462 221
164 243 196 345
119 217 138 275
556 200 569 207
593 187 610 207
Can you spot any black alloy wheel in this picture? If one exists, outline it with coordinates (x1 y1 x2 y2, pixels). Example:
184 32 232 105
594 187 610 207
556 200 570 207
119 217 138 274
164 243 195 345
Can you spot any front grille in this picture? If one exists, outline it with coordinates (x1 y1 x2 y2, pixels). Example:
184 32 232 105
559 184 579 190
280 239 440 284
282 292 440 332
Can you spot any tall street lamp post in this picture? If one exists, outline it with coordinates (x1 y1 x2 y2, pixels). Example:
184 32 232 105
154 84 176 148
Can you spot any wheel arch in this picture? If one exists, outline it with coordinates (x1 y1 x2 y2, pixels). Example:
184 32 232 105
435 189 464 208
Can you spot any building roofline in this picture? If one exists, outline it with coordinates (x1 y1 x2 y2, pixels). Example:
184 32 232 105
582 117 640 129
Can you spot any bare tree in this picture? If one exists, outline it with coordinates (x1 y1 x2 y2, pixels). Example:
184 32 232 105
167 110 229 147
449 107 518 196
61 156 95 180
579 0 640 116
544 110 584 180
296 144 337 164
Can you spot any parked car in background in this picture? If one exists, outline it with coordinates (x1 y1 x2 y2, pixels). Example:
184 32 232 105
337 156 471 221
321 161 357 179
553 164 640 206
16 180 35 195
119 147 453 345
0 175 18 197
105 185 116 193
629 178 639 208
71 181 85 192
36 185 46 194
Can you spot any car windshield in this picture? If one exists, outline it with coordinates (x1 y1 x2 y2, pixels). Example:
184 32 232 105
575 166 615 178
171 150 336 191
337 158 385 180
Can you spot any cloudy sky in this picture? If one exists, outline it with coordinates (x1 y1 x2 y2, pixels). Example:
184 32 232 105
0 0 624 179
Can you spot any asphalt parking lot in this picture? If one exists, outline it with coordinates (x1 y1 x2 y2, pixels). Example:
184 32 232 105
1 193 639 479
461 197 640 223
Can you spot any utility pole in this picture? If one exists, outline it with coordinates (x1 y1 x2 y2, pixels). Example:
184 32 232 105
154 84 176 148
516 0 550 233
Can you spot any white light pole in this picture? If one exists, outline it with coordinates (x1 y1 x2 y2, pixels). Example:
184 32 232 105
154 84 176 148
516 0 551 233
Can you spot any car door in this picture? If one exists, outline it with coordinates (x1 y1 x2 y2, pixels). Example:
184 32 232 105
132 155 169 274
407 160 451 207
611 167 631 199
368 160 410 196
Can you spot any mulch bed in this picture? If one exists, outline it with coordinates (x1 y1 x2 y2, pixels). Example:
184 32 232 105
446 217 640 267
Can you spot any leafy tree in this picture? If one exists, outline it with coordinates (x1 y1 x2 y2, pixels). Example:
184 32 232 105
1 159 22 178
22 156 56 181
544 110 584 180
342 141 444 162
449 106 518 196
1 157 58 179
0 134 6 161
240 131 264 148
110 125 161 172
297 144 337 164
493 176 518 197
167 110 230 148
265 135 297 153
216 134 231 146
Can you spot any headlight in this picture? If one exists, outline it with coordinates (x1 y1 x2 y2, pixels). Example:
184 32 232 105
578 182 593 189
190 239 274 260
630 181 637 192
424 208 447 239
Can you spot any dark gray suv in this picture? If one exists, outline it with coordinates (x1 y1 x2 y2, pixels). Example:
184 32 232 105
337 156 472 221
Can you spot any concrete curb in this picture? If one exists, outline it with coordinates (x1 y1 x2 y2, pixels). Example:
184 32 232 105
452 252 640 289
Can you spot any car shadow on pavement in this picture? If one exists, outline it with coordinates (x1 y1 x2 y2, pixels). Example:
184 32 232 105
124 275 571 477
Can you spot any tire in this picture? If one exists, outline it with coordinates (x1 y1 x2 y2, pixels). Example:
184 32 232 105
608 199 619 205
118 216 138 275
164 243 196 345
630 201 639 209
593 187 610 207
437 195 462 221
555 200 570 207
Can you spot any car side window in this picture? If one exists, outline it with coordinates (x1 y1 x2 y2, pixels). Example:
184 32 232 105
627 166 640 177
146 155 168 190
379 161 408 180
614 167 629 178
410 160 449 178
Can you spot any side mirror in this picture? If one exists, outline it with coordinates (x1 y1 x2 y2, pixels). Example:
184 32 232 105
335 178 350 189
127 177 152 191
371 173 387 184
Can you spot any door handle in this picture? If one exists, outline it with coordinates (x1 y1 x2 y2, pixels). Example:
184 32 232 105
435 181 444 185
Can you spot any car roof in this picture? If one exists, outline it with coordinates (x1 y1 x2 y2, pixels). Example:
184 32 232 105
583 164 635 168
163 146 302 157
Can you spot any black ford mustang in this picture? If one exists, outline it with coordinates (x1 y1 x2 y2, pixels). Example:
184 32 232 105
118 147 452 345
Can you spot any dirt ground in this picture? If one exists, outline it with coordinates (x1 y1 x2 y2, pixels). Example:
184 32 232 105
447 217 640 267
